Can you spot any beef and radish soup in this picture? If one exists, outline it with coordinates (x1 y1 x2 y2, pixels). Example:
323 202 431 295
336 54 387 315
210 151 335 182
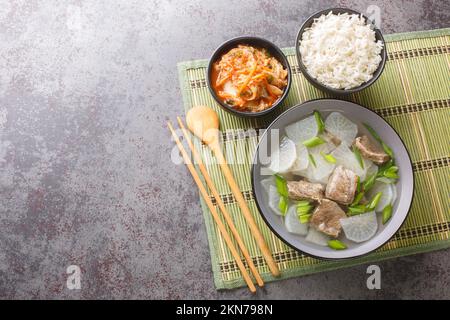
262 110 399 250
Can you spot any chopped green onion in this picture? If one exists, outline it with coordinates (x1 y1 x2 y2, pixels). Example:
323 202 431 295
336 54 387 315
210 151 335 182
296 200 310 207
299 214 312 224
363 173 377 191
364 123 394 159
387 165 398 173
302 136 325 148
351 191 365 206
381 142 394 158
328 240 347 250
297 201 313 216
383 166 399 179
314 110 325 134
297 204 312 211
274 174 288 197
382 204 393 224
352 145 364 169
367 192 382 211
297 201 313 223
278 196 288 216
347 204 367 216
320 152 337 164
297 205 313 216
356 176 361 193
378 159 394 172
383 172 399 179
376 161 399 180
363 123 382 141
308 153 317 168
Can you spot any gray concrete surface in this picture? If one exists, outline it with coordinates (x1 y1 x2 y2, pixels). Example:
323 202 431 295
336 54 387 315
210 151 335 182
0 0 449 300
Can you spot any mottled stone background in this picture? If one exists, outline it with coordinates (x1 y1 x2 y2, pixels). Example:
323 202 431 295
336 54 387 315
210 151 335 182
0 0 449 299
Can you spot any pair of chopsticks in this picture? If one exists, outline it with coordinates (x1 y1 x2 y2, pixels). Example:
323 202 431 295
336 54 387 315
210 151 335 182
168 118 264 292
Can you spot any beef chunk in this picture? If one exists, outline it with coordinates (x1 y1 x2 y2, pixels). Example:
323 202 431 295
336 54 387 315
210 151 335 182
325 165 358 205
353 135 390 165
310 199 346 237
287 180 324 201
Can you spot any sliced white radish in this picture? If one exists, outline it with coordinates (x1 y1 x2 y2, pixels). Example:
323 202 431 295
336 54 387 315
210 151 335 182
308 141 336 154
391 184 397 204
331 144 371 180
260 176 274 194
289 143 309 174
285 115 318 144
293 162 313 183
375 176 394 184
305 228 329 246
340 211 378 243
331 144 356 168
313 131 342 153
321 130 342 149
365 161 378 179
307 151 335 184
268 185 283 216
325 112 358 146
268 136 297 174
367 181 394 212
284 206 309 236
292 167 311 180
352 158 376 181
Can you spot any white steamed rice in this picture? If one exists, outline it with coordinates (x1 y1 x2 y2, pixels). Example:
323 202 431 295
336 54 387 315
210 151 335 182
299 11 384 90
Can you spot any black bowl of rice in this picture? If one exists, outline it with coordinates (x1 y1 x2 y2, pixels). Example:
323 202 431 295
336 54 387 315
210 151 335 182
295 8 387 95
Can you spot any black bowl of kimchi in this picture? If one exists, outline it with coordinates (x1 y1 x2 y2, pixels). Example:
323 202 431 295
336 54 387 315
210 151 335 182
207 36 292 118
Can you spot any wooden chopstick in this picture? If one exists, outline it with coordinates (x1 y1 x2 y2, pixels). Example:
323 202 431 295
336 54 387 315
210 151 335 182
208 140 281 277
167 121 257 293
177 117 264 287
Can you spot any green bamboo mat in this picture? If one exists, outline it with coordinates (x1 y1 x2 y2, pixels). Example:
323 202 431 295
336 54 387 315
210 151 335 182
177 28 450 290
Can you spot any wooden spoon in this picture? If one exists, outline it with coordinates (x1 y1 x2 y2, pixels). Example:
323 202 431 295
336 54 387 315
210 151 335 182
186 106 280 277
177 117 264 287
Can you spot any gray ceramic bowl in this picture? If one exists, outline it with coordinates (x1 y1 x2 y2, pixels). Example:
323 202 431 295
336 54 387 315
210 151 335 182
251 99 414 259
295 8 387 95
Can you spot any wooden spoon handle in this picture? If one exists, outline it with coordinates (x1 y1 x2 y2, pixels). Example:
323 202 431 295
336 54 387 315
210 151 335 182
211 142 280 277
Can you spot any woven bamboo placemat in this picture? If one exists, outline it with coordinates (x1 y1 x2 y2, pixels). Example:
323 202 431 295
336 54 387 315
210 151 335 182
177 28 450 290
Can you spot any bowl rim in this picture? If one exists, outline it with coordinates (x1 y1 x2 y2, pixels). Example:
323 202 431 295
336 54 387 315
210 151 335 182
295 7 387 95
206 36 292 117
251 98 414 260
